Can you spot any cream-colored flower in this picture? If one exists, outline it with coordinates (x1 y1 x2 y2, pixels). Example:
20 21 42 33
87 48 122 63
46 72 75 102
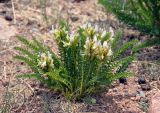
84 37 90 49
47 51 52 59
94 24 99 32
53 29 61 37
95 41 113 60
109 27 114 38
83 27 114 59
101 31 107 38
41 61 47 68
107 48 113 56
63 42 71 47
93 40 101 50
63 34 78 47
41 53 46 59
103 41 108 48
70 34 75 43
38 52 54 69
93 35 98 42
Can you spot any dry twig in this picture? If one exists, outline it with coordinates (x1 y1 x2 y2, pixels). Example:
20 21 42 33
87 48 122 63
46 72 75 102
11 0 16 24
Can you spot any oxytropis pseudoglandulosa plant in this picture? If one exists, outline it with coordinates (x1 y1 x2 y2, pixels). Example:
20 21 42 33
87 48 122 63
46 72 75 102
99 0 160 48
14 24 139 100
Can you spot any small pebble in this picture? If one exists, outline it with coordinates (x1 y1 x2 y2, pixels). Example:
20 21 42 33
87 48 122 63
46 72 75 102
2 80 9 87
134 78 138 82
138 76 146 84
108 89 112 92
139 91 145 97
137 85 141 89
135 96 141 101
123 85 128 89
0 10 6 14
5 15 13 21
130 92 137 97
72 0 85 2
124 90 129 97
113 88 117 92
119 78 127 85
122 108 126 111
131 96 140 101
86 12 92 16
141 83 151 91
131 97 135 101
70 15 79 22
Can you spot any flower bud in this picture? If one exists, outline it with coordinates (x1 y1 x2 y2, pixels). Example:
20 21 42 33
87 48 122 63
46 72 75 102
38 52 54 70
101 31 107 38
109 27 114 38
107 48 113 56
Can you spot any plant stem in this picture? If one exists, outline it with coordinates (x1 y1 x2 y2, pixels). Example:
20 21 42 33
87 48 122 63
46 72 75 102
88 59 93 80
80 63 84 96
96 62 102 76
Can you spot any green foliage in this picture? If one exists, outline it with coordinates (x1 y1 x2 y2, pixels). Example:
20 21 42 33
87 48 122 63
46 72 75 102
133 37 160 52
99 0 160 47
99 0 160 36
14 25 141 101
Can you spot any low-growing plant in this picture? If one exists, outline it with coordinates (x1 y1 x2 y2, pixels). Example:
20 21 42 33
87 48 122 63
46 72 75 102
99 0 160 48
14 24 140 100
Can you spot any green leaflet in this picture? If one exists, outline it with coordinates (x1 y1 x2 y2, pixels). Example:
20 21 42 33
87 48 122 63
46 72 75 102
133 37 160 52
112 39 138 60
14 55 36 66
46 69 72 91
111 29 123 51
17 73 41 80
14 47 38 60
17 36 40 52
108 72 133 82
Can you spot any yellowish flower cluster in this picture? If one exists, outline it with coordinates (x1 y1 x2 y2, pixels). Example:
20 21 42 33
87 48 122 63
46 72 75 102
37 51 54 69
84 25 114 60
53 24 114 60
53 28 78 47
53 28 68 44
63 34 78 47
